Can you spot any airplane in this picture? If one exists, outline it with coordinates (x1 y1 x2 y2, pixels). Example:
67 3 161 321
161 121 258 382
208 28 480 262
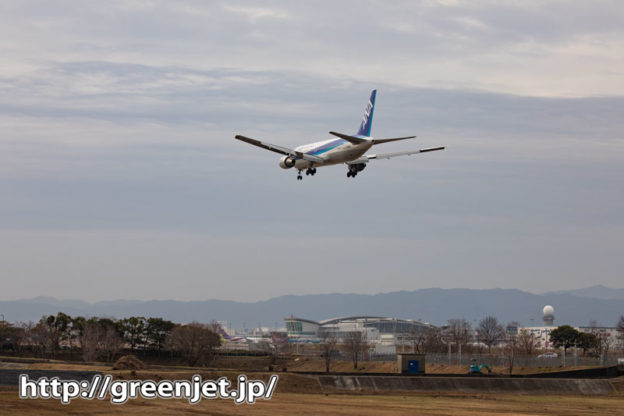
235 90 445 180
216 325 246 343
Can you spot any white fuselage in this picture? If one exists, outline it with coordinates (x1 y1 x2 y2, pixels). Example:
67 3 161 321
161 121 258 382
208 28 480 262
291 138 373 170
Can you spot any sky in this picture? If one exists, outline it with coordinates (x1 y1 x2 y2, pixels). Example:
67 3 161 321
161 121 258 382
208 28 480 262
1 1 623 302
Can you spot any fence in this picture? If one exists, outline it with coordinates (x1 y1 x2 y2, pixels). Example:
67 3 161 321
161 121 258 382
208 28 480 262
369 352 622 368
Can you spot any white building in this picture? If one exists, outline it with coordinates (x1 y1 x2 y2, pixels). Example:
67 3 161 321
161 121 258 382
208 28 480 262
283 315 435 346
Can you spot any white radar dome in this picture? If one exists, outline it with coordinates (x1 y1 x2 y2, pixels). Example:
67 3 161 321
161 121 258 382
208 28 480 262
543 305 554 317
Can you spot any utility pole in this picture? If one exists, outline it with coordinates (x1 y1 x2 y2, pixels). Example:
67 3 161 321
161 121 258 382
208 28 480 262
458 342 462 365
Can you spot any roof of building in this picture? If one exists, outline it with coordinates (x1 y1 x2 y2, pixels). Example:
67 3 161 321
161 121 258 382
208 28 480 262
319 316 422 325
283 317 320 326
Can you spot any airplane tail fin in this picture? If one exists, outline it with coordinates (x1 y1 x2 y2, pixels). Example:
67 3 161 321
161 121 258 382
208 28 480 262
355 89 376 137
217 325 231 340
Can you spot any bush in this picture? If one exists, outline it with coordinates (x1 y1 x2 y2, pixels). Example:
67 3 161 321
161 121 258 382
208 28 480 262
112 354 146 370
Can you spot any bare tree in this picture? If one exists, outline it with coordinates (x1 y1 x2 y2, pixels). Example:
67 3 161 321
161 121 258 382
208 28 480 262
81 322 102 362
270 331 292 356
589 328 613 359
423 328 446 353
81 319 124 363
0 321 25 353
343 331 368 369
446 319 472 349
206 320 223 336
166 322 221 366
20 321 45 356
404 327 427 353
101 326 124 363
504 332 518 376
319 332 338 373
477 316 505 353
31 316 62 356
517 329 535 356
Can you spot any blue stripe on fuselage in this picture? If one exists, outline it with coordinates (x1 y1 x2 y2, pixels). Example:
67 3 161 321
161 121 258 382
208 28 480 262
308 139 345 156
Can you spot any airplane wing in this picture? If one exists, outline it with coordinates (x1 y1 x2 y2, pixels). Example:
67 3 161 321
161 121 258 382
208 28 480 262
347 146 445 164
234 135 324 163
367 146 445 160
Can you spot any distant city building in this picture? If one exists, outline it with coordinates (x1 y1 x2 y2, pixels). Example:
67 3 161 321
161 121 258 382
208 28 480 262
519 326 556 349
516 325 623 350
284 315 435 348
512 305 623 350
284 316 320 340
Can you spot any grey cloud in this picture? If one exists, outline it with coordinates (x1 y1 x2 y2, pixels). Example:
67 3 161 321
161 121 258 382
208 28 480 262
3 1 624 96
2 61 623 136
1 2 623 302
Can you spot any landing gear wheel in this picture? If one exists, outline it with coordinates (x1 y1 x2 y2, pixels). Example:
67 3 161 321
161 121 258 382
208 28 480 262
297 170 303 180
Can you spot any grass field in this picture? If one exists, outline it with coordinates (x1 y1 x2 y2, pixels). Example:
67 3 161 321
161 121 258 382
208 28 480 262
1 387 623 416
2 358 623 414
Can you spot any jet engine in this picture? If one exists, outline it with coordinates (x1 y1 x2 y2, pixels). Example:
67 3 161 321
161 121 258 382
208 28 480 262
279 155 296 169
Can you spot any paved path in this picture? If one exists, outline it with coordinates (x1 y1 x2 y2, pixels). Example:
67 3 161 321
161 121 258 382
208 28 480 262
0 369 102 386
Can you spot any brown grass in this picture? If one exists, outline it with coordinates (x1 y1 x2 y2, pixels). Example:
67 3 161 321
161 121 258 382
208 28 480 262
2 356 607 378
2 358 623 415
1 387 623 416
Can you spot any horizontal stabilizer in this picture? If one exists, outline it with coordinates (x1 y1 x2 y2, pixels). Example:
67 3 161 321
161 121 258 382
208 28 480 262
371 136 416 145
329 131 369 144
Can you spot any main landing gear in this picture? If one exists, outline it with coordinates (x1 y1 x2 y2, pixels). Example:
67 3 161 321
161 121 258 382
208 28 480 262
346 163 366 178
297 168 317 180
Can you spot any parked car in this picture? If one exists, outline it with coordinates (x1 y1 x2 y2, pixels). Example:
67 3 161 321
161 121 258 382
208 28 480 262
537 352 558 359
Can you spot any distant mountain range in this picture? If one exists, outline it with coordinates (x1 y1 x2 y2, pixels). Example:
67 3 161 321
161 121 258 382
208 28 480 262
1 286 622 329
545 285 624 301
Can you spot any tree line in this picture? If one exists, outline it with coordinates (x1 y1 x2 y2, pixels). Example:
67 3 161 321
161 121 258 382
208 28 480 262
0 313 221 366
